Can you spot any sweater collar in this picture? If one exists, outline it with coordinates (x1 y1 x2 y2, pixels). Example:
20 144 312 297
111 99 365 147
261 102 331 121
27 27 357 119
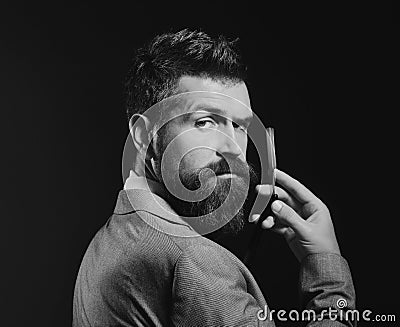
115 170 197 235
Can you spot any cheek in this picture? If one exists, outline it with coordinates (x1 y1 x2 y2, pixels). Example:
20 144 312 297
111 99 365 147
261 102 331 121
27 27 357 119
165 138 216 171
161 127 219 169
182 148 215 170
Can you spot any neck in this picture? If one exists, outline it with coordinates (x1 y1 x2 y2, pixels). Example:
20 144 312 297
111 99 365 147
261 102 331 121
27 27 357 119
133 153 159 182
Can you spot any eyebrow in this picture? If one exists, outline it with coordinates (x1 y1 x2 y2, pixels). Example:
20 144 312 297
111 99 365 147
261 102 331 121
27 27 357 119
187 104 253 127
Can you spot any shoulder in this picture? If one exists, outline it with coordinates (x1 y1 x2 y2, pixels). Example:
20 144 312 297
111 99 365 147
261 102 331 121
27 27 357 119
173 242 246 288
105 211 185 264
102 211 245 279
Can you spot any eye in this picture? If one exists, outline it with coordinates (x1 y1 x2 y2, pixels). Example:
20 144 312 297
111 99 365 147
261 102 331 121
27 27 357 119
232 121 247 133
195 118 217 129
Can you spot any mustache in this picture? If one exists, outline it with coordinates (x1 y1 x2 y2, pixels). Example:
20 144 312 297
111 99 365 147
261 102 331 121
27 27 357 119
198 158 250 177
178 158 258 191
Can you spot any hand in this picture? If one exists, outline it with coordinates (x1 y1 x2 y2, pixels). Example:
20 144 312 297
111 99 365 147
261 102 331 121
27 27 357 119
249 169 341 262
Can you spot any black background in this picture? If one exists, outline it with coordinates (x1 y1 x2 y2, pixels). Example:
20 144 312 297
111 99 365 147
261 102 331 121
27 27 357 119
1 1 398 326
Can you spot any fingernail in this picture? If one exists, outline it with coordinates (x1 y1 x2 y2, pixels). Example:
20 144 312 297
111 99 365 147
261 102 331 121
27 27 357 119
271 200 282 213
249 214 260 222
262 216 275 229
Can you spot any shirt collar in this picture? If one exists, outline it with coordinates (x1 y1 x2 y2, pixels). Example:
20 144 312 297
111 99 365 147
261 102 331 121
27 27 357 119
123 169 166 196
116 169 197 235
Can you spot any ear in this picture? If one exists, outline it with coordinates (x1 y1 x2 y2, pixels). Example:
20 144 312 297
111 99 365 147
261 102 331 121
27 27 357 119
129 114 155 160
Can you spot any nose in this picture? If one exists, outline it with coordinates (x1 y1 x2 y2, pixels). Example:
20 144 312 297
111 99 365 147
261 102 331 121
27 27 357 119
217 126 243 159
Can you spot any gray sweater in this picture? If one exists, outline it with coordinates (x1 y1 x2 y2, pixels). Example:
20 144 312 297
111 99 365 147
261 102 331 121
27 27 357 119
73 188 356 326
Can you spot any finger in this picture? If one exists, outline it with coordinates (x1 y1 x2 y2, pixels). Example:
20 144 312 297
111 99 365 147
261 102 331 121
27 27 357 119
275 169 319 204
271 200 308 235
270 224 289 235
254 185 299 213
261 216 275 229
274 186 298 209
249 211 292 235
249 214 276 229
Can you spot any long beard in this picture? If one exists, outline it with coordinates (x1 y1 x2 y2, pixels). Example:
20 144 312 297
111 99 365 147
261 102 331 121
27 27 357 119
158 157 258 237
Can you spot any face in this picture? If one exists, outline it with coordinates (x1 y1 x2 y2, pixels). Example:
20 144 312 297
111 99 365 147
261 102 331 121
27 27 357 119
152 76 258 236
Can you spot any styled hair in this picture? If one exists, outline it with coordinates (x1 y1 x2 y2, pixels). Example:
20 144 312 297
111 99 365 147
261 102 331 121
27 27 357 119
124 28 247 123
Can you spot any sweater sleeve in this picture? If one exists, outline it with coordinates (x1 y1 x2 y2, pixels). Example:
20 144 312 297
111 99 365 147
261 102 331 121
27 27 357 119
170 245 275 327
298 253 357 326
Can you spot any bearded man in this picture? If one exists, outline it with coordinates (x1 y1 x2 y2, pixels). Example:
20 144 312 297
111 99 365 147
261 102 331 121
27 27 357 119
73 29 356 326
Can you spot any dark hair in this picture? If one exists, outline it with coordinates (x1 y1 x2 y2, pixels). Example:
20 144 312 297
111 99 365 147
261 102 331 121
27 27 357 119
124 28 247 123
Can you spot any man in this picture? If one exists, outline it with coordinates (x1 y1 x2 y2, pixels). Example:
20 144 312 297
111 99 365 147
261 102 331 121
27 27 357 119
73 29 356 326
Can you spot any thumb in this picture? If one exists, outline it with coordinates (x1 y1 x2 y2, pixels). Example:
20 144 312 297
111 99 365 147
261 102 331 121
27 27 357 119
271 200 307 236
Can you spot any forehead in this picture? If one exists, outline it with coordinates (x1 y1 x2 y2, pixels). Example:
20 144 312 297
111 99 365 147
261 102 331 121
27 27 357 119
160 76 253 123
178 76 251 107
